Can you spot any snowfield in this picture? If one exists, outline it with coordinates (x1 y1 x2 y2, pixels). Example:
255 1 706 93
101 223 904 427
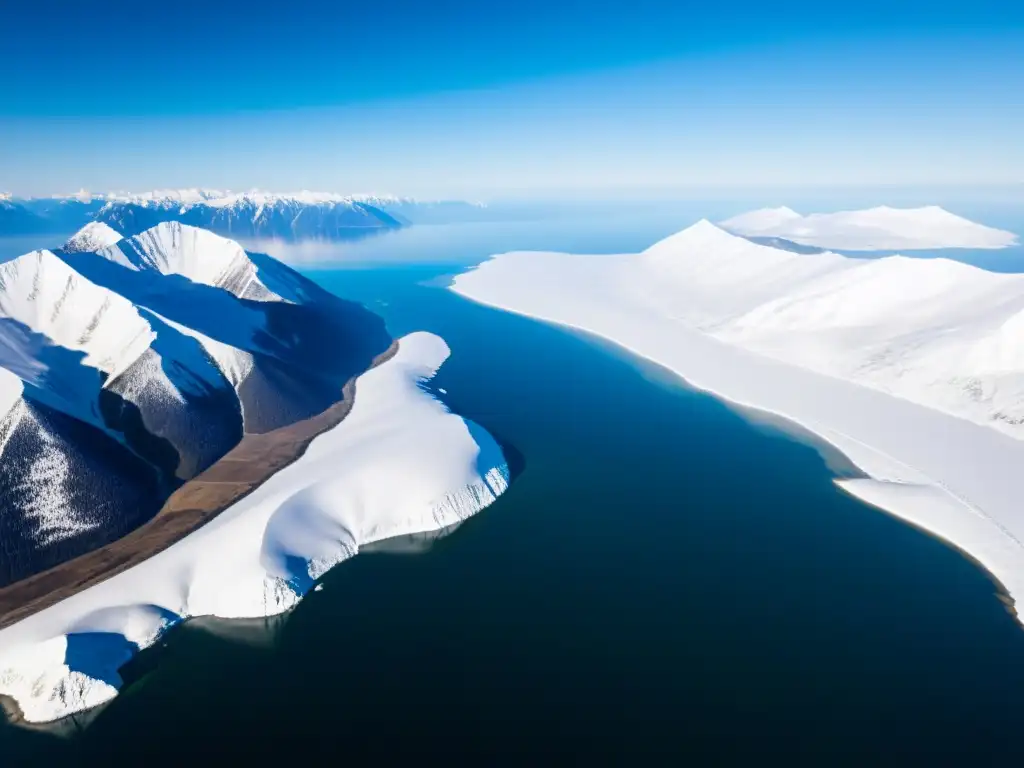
452 220 1024 624
720 205 1018 250
0 332 509 723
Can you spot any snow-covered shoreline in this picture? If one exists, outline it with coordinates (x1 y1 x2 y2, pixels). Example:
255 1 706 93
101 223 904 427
451 228 1024 629
0 331 510 724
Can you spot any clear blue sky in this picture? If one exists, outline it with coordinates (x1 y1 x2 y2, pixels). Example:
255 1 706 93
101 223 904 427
1 0 1021 199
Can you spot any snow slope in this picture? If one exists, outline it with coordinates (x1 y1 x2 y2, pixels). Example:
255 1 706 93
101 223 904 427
0 249 156 397
62 222 122 254
95 222 280 302
0 332 509 723
720 205 1018 250
452 220 1024 623
0 367 24 454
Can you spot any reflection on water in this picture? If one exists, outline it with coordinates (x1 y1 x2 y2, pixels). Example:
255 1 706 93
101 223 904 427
361 522 465 556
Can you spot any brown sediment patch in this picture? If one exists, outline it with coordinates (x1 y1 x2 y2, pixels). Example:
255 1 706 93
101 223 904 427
0 340 399 631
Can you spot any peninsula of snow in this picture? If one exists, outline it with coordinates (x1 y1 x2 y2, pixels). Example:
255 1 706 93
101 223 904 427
0 332 509 723
452 220 1024 624
720 205 1018 250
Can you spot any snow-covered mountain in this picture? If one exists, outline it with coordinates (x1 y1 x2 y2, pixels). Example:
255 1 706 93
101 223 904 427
95 190 404 239
0 198 49 236
0 191 490 239
452 219 1024 630
720 205 1018 250
0 332 510 724
0 223 511 726
19 196 109 234
62 221 123 253
0 222 392 586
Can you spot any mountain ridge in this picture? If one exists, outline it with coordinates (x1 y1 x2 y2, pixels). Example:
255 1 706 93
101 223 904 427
0 222 392 585
0 191 489 237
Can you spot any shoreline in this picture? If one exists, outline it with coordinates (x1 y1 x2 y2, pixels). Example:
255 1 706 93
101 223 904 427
451 263 1024 624
0 330 511 725
0 340 400 631
833 486 1018 621
592 313 1016 614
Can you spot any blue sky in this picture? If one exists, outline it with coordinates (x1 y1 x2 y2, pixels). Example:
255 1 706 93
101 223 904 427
1 0 1021 199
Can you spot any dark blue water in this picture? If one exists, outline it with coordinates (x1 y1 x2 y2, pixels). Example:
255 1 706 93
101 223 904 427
4 218 1024 764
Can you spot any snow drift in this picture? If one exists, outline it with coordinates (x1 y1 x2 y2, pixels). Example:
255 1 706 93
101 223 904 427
0 332 509 723
452 219 1024 624
720 205 1018 250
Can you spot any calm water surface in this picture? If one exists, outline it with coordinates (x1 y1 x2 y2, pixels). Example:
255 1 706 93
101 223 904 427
3 217 1024 763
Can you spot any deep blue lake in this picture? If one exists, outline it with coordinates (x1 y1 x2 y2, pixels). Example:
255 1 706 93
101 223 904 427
3 212 1024 763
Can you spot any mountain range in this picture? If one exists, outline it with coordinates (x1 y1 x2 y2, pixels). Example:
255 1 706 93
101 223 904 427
0 221 391 586
0 191 489 239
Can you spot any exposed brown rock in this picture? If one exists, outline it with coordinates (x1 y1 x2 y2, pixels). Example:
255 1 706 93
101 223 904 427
0 340 399 630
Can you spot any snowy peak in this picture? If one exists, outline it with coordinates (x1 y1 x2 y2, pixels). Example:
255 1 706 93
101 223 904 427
0 249 155 384
719 207 802 233
642 219 792 263
95 222 280 302
113 188 226 205
643 219 736 252
63 222 123 254
719 205 1018 250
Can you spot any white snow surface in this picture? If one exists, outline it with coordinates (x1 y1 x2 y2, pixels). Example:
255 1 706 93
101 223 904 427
97 222 281 301
452 220 1024 624
0 332 509 723
0 250 156 386
720 205 1018 250
62 222 123 254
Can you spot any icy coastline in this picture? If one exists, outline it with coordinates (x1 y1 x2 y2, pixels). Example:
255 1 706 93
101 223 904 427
451 221 1024 626
0 332 509 723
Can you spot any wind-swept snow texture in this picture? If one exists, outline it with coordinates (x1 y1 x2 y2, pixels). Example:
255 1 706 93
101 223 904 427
452 219 1024 625
720 205 1018 250
0 332 509 724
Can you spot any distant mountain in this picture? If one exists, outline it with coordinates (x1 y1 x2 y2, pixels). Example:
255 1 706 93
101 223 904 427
720 205 1018 250
20 196 108 233
0 222 391 585
0 198 48 235
95 191 404 239
0 191 491 239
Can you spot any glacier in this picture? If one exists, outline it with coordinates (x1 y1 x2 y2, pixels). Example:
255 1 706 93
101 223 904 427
720 205 1018 250
451 219 1024 625
0 331 509 724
